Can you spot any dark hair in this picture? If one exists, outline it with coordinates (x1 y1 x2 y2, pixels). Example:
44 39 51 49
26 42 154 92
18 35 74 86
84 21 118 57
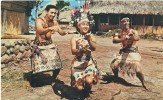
45 5 58 11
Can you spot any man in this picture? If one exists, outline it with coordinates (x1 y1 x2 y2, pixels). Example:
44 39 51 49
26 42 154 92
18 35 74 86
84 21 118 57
31 5 71 79
35 5 70 45
111 17 147 89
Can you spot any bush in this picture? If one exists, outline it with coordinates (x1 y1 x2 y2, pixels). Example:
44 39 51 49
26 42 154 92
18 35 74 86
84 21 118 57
96 29 121 37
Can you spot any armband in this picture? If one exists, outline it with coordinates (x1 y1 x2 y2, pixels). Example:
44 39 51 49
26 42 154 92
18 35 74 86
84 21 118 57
91 40 96 44
114 33 119 37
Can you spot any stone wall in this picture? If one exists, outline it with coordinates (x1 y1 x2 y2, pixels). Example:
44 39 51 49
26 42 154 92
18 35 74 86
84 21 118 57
1 39 32 65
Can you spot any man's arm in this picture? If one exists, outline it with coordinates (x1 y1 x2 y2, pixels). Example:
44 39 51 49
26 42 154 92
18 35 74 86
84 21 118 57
130 30 139 41
113 33 124 43
53 21 70 36
35 18 51 35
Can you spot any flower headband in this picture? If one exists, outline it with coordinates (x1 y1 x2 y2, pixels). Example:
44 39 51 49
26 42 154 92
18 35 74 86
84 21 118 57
70 13 94 27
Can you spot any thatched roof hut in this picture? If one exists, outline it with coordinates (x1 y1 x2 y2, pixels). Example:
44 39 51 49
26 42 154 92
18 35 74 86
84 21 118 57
37 1 71 23
89 0 163 34
89 1 163 15
59 10 71 23
38 1 57 17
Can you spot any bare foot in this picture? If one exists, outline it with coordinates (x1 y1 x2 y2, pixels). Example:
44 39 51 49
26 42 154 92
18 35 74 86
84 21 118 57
142 82 148 90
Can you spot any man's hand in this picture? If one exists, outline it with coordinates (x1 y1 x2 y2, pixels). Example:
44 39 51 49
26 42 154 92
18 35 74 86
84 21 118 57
67 30 75 34
81 47 91 55
128 32 133 37
49 25 60 31
64 31 74 35
85 48 91 55
85 33 92 41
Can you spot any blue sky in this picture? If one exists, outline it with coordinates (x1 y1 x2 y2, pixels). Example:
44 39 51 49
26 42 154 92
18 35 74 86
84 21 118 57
29 0 84 25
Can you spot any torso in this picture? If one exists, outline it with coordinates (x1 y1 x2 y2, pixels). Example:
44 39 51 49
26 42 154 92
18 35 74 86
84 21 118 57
74 33 92 61
119 29 137 48
36 17 57 43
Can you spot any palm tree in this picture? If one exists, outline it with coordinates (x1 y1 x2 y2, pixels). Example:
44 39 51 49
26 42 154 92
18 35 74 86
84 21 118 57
36 0 43 18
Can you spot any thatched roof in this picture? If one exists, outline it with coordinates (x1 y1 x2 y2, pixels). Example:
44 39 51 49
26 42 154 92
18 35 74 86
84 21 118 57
89 0 163 15
38 1 57 16
38 1 71 22
59 10 71 22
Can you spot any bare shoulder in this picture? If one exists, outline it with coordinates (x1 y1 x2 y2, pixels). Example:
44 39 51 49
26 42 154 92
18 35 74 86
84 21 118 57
70 35 76 43
71 34 77 39
131 29 138 34
36 18 43 23
35 18 44 27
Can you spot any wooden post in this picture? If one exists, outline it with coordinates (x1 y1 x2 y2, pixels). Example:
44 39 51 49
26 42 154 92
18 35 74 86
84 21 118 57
131 15 132 27
143 15 145 33
21 13 25 34
119 15 121 27
2 9 7 34
108 15 109 25
98 16 100 31
152 15 154 33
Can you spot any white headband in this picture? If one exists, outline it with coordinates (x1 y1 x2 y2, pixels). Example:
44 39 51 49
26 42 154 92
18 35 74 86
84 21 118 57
78 18 89 25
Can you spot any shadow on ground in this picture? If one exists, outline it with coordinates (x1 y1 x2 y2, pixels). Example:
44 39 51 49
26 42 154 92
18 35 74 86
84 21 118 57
100 74 142 88
23 71 57 87
23 71 92 100
23 69 60 87
52 79 93 100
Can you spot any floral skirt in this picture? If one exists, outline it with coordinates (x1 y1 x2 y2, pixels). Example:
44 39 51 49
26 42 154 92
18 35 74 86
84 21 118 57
30 43 62 74
71 57 99 87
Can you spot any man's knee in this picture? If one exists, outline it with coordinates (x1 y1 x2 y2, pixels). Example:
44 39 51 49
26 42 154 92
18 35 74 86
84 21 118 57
135 62 142 73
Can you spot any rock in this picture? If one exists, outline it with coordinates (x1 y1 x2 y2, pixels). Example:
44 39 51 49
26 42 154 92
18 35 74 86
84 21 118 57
13 50 19 55
25 46 31 51
158 37 163 41
1 41 5 46
1 64 6 69
158 38 163 41
5 42 11 48
14 41 18 45
23 50 32 58
19 46 25 53
1 46 7 56
17 40 23 45
10 54 17 61
6 49 11 55
27 40 32 45
10 47 14 53
15 44 20 51
23 40 28 45
10 40 15 47
1 54 10 63
17 52 23 59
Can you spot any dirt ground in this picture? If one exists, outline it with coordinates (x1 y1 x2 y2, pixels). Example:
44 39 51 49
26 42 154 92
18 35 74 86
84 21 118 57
1 33 163 100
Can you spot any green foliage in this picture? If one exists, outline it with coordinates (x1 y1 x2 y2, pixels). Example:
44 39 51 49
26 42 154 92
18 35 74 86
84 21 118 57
36 0 43 7
96 29 121 37
56 1 70 10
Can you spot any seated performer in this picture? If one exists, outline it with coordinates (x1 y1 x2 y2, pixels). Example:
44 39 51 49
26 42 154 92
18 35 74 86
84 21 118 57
110 17 147 89
70 14 99 91
31 5 71 78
